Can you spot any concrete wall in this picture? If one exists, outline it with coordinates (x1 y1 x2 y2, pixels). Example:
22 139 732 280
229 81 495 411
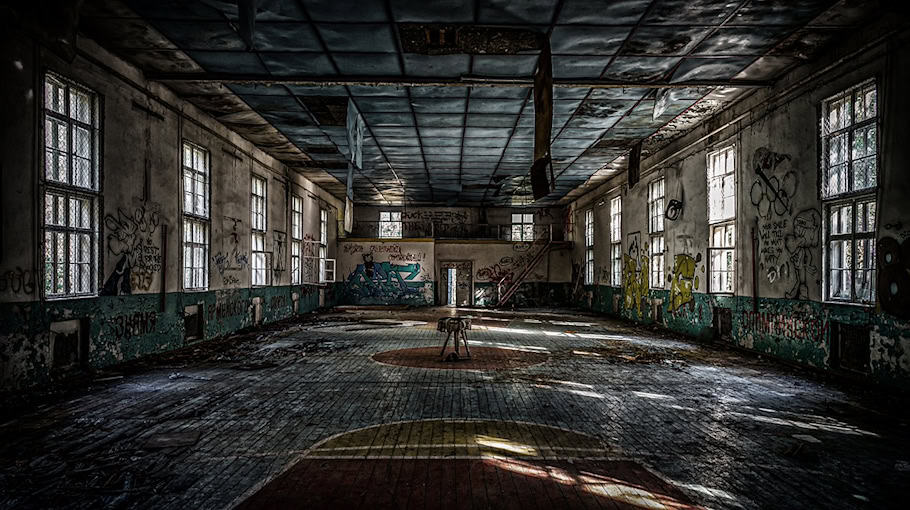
0 30 343 389
568 20 910 386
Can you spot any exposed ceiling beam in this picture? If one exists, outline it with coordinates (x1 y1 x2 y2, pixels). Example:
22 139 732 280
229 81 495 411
143 73 773 89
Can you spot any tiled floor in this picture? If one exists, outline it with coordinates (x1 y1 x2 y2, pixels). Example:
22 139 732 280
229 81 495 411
1 307 908 509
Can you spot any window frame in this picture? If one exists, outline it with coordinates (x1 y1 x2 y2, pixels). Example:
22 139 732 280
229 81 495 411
182 141 210 291
584 208 594 285
706 145 737 295
707 145 736 224
41 72 102 299
319 208 328 283
708 221 736 295
511 213 534 241
610 196 622 287
251 174 270 287
820 80 879 305
824 190 877 305
820 79 879 200
379 210 402 239
290 194 303 285
648 178 665 289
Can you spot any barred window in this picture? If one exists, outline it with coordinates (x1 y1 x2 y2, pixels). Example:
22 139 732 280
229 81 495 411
43 74 100 298
648 178 665 234
182 142 209 290
251 175 270 286
511 213 534 241
822 81 877 198
610 196 622 286
183 218 208 289
319 209 329 282
822 80 878 304
648 179 665 289
291 194 302 285
707 146 735 223
707 145 736 294
379 211 401 238
584 209 595 284
709 222 735 293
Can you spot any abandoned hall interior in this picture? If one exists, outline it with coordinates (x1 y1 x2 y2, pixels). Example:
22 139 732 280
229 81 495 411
2 0 910 508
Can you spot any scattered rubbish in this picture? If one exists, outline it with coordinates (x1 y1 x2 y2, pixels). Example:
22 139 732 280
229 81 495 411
168 372 183 380
792 434 822 444
141 430 201 449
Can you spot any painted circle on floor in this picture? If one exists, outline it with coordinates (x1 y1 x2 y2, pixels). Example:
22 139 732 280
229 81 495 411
371 346 549 370
235 419 701 510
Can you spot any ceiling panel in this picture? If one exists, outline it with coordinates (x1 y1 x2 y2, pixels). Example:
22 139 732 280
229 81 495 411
75 0 871 205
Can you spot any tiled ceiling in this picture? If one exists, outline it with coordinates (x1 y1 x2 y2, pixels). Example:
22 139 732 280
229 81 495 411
79 0 874 206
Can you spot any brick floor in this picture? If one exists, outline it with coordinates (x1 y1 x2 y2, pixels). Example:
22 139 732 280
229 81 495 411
1 307 908 509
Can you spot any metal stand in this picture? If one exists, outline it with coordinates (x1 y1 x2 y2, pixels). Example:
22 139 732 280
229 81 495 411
437 317 471 361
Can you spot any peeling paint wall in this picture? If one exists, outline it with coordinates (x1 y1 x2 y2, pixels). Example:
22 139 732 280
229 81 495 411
569 23 910 386
0 28 342 390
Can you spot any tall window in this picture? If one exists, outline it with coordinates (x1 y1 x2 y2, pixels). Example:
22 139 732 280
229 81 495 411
822 80 878 303
610 196 622 286
379 211 401 238
584 209 594 285
707 145 736 293
43 74 99 298
648 178 665 289
319 209 328 282
290 194 302 285
251 175 269 286
512 213 534 241
182 142 209 290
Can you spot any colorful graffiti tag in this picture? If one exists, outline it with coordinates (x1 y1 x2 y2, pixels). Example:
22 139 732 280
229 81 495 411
344 254 424 302
621 234 649 318
667 253 701 313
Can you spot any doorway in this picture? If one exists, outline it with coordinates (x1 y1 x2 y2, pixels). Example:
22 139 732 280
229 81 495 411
446 268 457 306
440 261 472 306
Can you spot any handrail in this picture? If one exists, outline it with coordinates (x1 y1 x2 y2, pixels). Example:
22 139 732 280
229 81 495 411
347 220 556 241
497 239 553 307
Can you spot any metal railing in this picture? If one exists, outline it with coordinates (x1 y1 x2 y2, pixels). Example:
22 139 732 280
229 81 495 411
348 221 558 241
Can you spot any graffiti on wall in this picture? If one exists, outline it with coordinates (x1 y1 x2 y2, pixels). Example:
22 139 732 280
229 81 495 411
739 310 829 345
784 209 821 300
0 267 36 294
749 147 796 220
213 216 249 286
344 253 423 300
207 290 249 323
342 243 426 262
102 200 162 295
667 253 701 313
758 219 789 283
273 231 287 280
622 232 649 317
401 210 467 223
748 147 821 299
108 311 157 340
475 250 543 283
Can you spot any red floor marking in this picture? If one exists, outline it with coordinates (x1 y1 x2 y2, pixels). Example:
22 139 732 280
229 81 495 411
236 459 701 510
372 346 549 370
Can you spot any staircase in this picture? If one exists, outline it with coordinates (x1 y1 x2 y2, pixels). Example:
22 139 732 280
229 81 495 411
496 240 554 308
